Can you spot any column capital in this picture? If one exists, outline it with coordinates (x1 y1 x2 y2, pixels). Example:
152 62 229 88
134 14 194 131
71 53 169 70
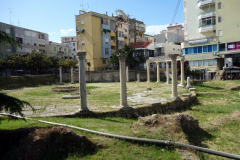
117 52 127 62
77 51 87 60
180 56 185 62
169 54 178 60
156 61 160 65
59 66 62 69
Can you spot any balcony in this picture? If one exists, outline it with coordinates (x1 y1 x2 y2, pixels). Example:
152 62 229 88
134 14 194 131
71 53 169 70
199 23 216 32
118 27 125 32
111 40 116 46
136 35 141 39
110 30 116 37
198 0 215 8
198 10 216 20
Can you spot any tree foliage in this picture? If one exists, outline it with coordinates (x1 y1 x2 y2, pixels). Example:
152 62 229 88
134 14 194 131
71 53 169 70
0 31 21 56
184 61 201 80
0 93 35 122
110 44 146 69
7 53 26 69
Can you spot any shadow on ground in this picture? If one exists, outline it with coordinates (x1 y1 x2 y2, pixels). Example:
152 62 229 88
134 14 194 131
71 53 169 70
0 126 99 160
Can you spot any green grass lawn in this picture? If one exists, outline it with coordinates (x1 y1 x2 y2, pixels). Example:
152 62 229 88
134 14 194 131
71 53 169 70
1 80 240 159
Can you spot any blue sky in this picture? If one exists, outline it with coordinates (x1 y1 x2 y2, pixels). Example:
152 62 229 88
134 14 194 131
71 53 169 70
0 0 183 43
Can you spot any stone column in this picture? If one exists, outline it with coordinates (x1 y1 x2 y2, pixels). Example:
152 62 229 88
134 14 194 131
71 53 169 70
186 77 193 89
178 57 185 87
156 62 160 83
126 66 129 82
165 61 170 84
137 71 140 82
117 52 130 109
76 52 91 114
169 55 180 101
59 66 63 85
71 66 74 84
147 61 150 82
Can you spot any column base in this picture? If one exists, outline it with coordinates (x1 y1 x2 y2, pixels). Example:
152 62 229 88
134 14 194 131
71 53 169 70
75 108 92 115
147 81 150 83
119 105 133 111
71 82 75 84
169 96 181 101
165 82 171 84
178 83 185 87
156 81 160 83
186 85 193 89
59 82 64 85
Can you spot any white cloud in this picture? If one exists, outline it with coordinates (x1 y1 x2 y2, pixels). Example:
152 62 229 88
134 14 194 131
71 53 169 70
145 23 184 35
60 29 74 35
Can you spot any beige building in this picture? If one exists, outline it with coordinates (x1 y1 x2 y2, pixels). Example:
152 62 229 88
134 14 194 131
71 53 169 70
182 0 240 80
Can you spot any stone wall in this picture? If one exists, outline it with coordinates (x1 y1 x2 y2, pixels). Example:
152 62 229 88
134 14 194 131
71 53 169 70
61 70 166 82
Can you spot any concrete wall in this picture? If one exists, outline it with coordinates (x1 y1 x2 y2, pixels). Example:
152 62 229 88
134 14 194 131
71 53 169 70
61 70 166 82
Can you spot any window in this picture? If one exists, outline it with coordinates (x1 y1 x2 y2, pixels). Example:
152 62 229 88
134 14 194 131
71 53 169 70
81 19 84 24
194 61 198 66
73 48 75 51
78 45 80 50
218 30 222 37
7 46 11 52
198 60 203 66
194 47 198 53
39 49 45 53
203 60 208 66
119 41 124 46
82 40 85 45
218 2 221 9
78 35 80 40
173 48 175 51
213 59 217 65
6 29 10 33
77 15 79 19
189 48 193 54
102 60 106 64
198 46 202 53
77 26 80 30
64 48 67 53
73 43 75 46
105 48 109 54
16 37 23 43
105 38 109 44
213 45 217 51
182 49 185 55
208 60 213 66
203 46 207 52
54 47 56 51
34 43 36 46
219 43 225 51
208 45 213 52
189 61 194 66
218 16 222 23
185 48 188 54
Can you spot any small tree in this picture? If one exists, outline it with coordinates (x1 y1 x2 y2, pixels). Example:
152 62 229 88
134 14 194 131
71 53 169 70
7 53 26 70
109 52 119 70
87 62 91 71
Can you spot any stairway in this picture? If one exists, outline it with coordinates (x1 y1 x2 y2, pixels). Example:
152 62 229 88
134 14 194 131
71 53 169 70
214 70 225 80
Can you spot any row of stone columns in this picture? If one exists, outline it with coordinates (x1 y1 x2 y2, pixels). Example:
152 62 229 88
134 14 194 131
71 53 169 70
59 66 75 85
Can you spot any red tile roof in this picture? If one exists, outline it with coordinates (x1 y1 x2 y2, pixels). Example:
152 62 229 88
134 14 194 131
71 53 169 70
129 41 152 49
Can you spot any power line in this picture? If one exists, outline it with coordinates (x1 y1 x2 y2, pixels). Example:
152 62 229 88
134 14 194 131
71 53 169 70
171 0 181 24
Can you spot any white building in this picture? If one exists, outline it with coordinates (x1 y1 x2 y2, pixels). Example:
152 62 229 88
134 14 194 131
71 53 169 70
61 36 77 58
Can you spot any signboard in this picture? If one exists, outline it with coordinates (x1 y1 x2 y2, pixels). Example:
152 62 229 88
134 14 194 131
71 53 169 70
189 39 207 45
227 42 240 50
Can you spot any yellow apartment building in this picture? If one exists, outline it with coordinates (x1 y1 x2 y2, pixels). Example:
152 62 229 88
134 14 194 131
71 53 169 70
75 10 117 71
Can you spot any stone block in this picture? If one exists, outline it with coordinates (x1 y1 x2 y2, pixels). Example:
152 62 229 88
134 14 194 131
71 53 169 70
182 93 192 98
62 95 80 99
189 88 196 91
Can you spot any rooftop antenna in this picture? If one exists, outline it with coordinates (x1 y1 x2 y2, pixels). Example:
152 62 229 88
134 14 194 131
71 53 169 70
87 3 89 12
80 1 85 11
18 18 20 27
8 8 13 25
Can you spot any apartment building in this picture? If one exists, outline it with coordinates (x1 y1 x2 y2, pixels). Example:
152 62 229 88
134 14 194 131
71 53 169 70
49 41 71 59
0 22 49 59
61 36 77 58
182 0 240 79
114 10 146 43
75 10 117 71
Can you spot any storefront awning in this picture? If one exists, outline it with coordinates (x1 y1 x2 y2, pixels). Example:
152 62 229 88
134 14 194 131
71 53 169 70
78 29 85 33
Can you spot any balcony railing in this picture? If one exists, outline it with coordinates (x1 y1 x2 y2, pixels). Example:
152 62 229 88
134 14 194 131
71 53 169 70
198 10 216 19
111 40 116 46
198 23 216 32
198 0 215 8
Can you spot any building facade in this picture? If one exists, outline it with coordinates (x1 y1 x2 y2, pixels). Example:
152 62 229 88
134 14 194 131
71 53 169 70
49 41 71 59
75 10 117 71
0 22 49 59
61 36 77 58
181 0 240 79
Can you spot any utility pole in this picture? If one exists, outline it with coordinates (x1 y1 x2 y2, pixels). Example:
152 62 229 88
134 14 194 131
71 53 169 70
8 8 13 25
